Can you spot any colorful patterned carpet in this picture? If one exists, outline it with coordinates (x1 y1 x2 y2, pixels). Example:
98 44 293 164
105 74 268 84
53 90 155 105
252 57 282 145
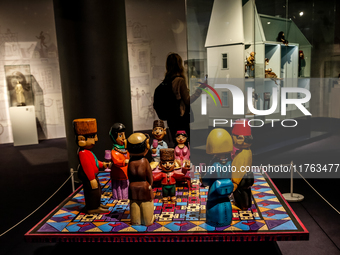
25 170 308 242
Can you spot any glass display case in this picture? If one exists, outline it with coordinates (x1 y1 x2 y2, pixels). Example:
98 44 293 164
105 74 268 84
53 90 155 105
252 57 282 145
5 65 34 107
5 65 39 146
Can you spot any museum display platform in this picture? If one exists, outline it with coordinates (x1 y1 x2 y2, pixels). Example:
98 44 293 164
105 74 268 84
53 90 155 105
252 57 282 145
25 170 308 242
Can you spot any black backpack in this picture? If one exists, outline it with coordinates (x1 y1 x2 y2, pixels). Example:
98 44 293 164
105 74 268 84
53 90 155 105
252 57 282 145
153 77 181 121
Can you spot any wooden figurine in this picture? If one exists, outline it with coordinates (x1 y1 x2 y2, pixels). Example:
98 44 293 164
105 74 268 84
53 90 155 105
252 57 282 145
73 118 111 214
202 128 234 226
127 133 154 226
153 148 186 202
109 123 130 200
151 119 168 162
231 119 254 211
174 130 190 171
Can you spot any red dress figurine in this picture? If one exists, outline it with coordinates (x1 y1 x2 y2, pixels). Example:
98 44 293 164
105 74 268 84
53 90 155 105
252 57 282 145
109 123 130 200
73 118 111 214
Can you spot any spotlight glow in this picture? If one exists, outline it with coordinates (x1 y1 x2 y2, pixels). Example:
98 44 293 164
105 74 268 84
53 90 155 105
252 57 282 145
299 11 304 16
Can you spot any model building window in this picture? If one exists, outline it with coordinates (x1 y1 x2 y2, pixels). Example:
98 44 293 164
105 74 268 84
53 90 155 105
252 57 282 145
138 51 148 73
222 53 228 69
222 91 228 107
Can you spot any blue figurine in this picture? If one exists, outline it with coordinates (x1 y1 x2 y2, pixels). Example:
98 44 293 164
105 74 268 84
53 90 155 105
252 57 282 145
202 128 234 227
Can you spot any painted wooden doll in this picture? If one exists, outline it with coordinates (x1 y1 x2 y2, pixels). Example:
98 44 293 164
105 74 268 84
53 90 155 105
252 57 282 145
151 119 168 162
109 123 130 200
127 133 154 226
231 119 254 211
174 130 190 170
73 118 111 214
153 148 186 202
202 128 234 227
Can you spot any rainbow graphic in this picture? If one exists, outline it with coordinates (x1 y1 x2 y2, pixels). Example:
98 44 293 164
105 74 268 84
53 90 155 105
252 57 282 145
197 82 222 106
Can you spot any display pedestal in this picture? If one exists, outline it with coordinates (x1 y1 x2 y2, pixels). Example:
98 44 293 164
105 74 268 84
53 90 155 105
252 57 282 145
9 105 38 146
282 193 305 202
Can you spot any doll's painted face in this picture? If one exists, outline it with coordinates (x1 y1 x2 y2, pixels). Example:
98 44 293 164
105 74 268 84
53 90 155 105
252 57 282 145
160 160 175 172
152 127 166 141
116 132 126 147
176 134 187 145
78 134 98 149
232 134 252 149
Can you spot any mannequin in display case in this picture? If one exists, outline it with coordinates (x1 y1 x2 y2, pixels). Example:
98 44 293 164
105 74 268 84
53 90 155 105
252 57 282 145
73 118 111 214
15 81 25 106
127 133 154 226
109 123 130 200
231 119 254 211
202 128 234 227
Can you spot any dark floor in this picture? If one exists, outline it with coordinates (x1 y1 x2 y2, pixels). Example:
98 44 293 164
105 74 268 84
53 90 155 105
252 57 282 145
0 136 339 255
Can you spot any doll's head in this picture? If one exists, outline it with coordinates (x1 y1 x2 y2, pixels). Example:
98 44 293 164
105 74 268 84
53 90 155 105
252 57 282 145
277 31 285 40
152 120 166 141
206 128 233 164
232 119 253 149
127 133 150 157
109 123 126 147
175 130 188 145
73 118 98 149
159 148 175 173
299 50 304 59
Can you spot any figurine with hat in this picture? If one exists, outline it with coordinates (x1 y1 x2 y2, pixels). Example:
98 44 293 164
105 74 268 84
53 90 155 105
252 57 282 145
202 128 234 226
127 132 154 226
153 148 187 202
73 118 111 214
109 123 130 200
231 119 254 210
151 119 168 164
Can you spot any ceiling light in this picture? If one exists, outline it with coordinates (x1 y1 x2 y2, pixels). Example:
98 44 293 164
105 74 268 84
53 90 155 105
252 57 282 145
299 11 304 16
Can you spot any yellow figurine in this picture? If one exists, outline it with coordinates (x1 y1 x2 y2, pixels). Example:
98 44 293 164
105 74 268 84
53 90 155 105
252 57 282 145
202 128 234 226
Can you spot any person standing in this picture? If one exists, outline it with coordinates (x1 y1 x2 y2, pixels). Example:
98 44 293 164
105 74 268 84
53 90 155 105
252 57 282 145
162 53 206 143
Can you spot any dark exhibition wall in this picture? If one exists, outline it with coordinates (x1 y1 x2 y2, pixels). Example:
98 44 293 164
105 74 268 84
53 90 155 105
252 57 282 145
53 0 133 173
